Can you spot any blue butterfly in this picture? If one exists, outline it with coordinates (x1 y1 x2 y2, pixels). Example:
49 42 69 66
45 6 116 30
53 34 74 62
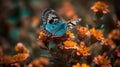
41 8 81 38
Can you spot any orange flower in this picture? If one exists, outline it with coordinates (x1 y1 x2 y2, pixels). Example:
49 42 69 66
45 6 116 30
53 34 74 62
32 59 41 67
77 26 88 37
0 55 12 64
0 43 29 65
12 53 29 63
76 42 90 57
72 63 80 67
66 31 75 38
14 43 28 53
108 29 120 40
93 55 111 66
28 57 49 67
38 31 47 41
81 63 90 67
0 53 29 64
91 1 109 14
101 38 116 49
90 28 103 40
72 63 90 67
63 40 77 49
39 57 49 65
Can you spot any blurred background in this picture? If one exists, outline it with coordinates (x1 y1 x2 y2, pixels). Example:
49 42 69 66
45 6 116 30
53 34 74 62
0 0 120 65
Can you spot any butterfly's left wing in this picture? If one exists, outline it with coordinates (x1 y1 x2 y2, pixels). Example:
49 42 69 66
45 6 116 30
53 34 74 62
41 8 67 37
42 8 62 25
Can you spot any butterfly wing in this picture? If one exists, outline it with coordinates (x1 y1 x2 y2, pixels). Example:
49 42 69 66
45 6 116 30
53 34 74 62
52 22 67 37
41 8 67 37
42 8 61 24
67 18 81 30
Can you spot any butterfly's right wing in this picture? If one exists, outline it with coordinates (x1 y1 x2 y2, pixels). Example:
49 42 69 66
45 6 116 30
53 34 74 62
67 18 82 30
